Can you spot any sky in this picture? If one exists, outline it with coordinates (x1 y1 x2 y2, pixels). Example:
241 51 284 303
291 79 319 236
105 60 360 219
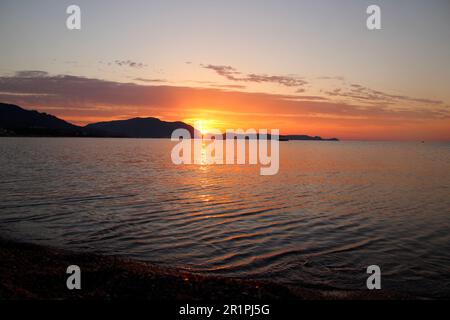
0 0 449 140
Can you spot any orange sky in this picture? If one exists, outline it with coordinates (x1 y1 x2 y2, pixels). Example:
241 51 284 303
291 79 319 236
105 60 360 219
1 71 449 141
2 76 447 141
1 1 450 141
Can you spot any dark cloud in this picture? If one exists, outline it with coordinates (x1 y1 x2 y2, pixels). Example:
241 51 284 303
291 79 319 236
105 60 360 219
327 83 443 106
317 76 345 81
202 64 307 88
134 78 166 83
288 95 329 102
0 72 168 108
109 60 147 68
0 71 448 125
202 64 444 109
210 84 247 89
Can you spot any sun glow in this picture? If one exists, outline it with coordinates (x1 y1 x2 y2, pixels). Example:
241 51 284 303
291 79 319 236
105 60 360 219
188 119 217 135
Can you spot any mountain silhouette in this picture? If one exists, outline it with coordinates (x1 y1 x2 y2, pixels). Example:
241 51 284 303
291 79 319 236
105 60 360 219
0 103 197 138
0 102 338 141
282 135 339 141
0 102 84 136
85 118 197 138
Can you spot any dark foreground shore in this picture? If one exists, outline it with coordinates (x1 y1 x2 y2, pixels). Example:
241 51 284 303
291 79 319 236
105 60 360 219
0 238 410 300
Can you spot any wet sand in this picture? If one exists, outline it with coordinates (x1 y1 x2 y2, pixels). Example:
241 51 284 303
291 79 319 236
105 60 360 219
0 238 410 300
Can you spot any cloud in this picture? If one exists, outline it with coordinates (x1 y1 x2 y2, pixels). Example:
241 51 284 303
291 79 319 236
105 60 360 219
287 95 329 102
210 84 247 89
326 83 443 106
0 70 449 139
202 64 444 110
14 70 49 78
109 60 147 68
134 78 166 83
202 64 307 87
317 76 345 81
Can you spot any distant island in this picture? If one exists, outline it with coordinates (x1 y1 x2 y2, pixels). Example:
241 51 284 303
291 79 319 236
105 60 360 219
0 102 338 141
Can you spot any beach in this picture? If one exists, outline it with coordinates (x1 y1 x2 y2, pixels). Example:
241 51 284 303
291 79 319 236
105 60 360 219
0 237 411 300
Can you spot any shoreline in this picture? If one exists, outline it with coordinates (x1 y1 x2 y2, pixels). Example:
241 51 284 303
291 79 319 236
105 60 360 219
0 237 412 300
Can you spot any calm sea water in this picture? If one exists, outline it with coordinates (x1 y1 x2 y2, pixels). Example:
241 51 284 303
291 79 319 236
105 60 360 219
1 138 449 297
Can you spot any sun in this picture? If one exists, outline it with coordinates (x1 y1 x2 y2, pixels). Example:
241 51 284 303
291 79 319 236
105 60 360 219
191 119 214 135
184 117 225 135
199 125 208 135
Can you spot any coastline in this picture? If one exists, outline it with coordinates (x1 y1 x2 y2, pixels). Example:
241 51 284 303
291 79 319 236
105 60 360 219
0 237 410 300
